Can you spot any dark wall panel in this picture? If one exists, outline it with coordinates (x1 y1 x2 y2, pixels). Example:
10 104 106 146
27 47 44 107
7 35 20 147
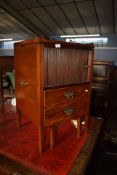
31 8 64 35
76 1 100 34
45 5 76 34
60 3 87 34
0 56 14 73
94 0 114 34
94 48 117 65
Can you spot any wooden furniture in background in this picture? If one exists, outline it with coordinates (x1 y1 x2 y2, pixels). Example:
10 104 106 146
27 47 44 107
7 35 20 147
0 70 4 112
91 60 113 117
109 65 117 107
0 56 14 73
14 38 94 153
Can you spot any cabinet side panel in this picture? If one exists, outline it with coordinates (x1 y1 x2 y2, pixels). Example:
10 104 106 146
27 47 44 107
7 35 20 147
14 44 42 125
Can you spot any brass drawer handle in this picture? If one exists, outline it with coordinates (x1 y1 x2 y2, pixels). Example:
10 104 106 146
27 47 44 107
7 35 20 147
64 106 74 116
64 90 75 99
20 81 29 87
85 89 88 93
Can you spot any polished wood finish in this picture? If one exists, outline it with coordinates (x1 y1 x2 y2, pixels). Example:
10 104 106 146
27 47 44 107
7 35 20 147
44 48 89 87
14 43 44 152
50 126 57 150
14 38 94 153
44 83 89 107
44 83 89 126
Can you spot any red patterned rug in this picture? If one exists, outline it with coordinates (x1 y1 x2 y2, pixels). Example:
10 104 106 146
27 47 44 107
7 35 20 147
0 104 95 175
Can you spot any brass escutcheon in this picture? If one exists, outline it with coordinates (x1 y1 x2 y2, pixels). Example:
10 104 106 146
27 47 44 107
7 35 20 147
64 106 74 116
64 90 75 99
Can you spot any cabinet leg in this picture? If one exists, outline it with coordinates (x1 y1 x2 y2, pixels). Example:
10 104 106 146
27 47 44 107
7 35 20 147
17 109 22 128
50 126 56 150
77 118 81 139
1 103 4 113
39 132 44 153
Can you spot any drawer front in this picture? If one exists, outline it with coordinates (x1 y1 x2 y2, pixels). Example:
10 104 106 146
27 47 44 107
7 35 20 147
77 100 89 116
44 84 90 108
44 100 88 126
44 102 78 126
77 84 90 100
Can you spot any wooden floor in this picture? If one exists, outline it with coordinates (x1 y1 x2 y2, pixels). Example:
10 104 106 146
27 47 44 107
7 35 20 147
0 101 103 175
0 122 102 175
0 155 39 175
0 97 38 175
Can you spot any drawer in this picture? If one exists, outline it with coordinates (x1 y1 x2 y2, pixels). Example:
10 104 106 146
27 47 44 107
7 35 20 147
44 83 90 108
77 100 89 116
44 102 78 126
44 100 88 126
77 84 90 99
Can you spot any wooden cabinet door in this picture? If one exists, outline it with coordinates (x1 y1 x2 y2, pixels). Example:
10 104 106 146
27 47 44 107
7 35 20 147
14 44 44 125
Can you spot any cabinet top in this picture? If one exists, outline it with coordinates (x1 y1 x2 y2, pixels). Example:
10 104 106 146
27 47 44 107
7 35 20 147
14 37 94 50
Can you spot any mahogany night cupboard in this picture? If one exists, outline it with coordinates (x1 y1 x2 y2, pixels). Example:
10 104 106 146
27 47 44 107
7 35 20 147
14 38 94 153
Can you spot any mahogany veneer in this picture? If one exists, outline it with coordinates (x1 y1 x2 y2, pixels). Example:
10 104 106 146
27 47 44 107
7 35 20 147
14 38 94 153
